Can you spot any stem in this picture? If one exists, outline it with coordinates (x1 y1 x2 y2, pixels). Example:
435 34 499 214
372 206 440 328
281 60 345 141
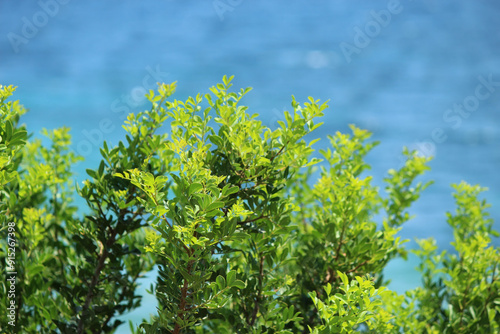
334 220 347 263
77 226 118 334
346 259 370 274
249 255 264 326
173 257 194 334
466 261 498 329
270 141 288 163
458 249 479 330
237 214 268 226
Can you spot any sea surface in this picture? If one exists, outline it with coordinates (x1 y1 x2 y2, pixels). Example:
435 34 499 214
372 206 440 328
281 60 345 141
1 1 499 332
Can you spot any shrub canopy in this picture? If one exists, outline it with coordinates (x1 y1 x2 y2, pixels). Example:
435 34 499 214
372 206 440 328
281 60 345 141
0 78 499 333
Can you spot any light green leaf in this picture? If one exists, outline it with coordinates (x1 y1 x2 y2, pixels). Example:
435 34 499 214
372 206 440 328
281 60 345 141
226 270 236 286
188 183 203 196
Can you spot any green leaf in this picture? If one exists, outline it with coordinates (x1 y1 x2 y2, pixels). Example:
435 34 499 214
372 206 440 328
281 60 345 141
188 183 203 196
27 264 45 277
222 185 239 197
205 201 224 213
86 169 97 178
10 129 27 146
226 270 236 286
216 275 226 290
5 120 13 140
232 280 246 289
98 160 105 176
208 135 223 147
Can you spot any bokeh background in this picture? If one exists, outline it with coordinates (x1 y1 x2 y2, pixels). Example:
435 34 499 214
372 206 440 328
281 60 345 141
1 0 499 332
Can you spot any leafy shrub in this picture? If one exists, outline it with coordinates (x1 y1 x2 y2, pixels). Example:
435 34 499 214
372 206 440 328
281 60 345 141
0 78 498 333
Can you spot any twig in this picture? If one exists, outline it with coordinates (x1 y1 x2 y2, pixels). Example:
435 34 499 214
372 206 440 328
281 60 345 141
77 226 118 334
346 259 370 274
237 214 268 226
249 255 264 326
173 257 194 334
270 141 288 163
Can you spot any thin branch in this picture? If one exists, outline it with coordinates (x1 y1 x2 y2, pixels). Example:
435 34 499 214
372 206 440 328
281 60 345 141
458 249 479 330
237 214 268 226
77 226 118 334
249 255 265 326
173 257 194 334
346 259 370 274
333 222 347 263
269 141 289 163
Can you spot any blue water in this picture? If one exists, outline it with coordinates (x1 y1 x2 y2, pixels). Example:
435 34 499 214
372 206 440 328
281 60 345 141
1 1 499 332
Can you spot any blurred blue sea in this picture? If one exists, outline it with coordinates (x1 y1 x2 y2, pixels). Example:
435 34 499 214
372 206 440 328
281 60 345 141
1 1 499 332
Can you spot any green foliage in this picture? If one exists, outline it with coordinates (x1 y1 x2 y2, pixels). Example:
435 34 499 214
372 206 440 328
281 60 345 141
308 272 393 333
0 78 498 333
1 85 162 333
0 85 28 203
380 182 500 334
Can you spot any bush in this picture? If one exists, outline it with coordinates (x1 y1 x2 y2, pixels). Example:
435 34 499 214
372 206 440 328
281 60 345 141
1 78 498 333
